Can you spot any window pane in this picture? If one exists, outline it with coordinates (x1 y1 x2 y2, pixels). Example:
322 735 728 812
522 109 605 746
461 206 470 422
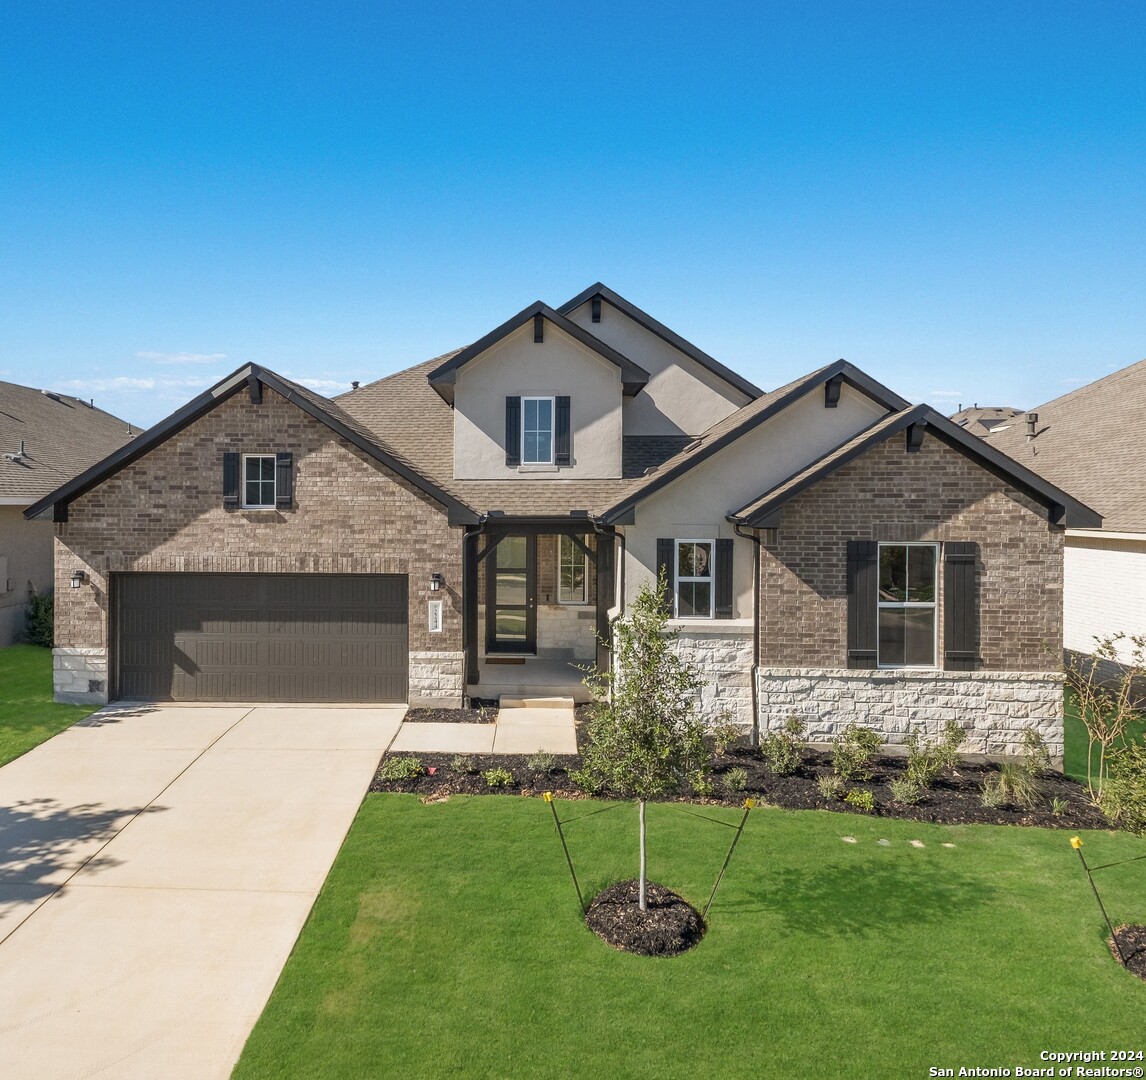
878 608 906 666
245 481 262 506
495 611 527 640
879 546 907 601
678 543 694 577
535 398 552 429
677 581 711 618
678 542 712 579
498 571 526 605
524 398 538 429
908 546 936 602
534 431 551 462
904 608 935 665
496 536 526 568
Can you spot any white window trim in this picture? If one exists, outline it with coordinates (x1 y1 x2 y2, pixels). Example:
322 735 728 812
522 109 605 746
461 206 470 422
674 538 715 620
241 453 277 510
876 542 939 669
557 535 589 605
521 395 555 466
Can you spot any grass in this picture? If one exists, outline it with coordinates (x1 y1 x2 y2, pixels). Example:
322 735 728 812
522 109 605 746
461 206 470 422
235 795 1146 1080
1064 685 1146 784
0 644 94 766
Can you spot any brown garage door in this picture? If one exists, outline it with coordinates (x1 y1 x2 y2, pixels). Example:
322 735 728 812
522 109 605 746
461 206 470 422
114 573 408 702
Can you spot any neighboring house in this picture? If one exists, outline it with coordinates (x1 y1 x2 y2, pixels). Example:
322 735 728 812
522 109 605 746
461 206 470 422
950 405 1021 438
27 285 1099 758
985 360 1146 668
0 382 135 645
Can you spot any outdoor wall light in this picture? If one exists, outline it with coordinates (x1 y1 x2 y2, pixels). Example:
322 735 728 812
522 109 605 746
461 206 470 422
430 573 444 592
70 570 87 589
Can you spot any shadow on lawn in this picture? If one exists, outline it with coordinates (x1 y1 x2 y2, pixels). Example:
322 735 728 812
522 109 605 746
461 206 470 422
723 858 994 937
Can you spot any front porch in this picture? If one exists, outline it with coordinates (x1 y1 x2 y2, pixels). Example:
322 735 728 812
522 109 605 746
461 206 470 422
472 655 593 704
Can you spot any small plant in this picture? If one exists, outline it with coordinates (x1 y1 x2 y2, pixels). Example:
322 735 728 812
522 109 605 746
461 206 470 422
888 777 923 805
378 756 424 781
482 767 513 789
831 724 882 782
451 754 478 774
691 772 716 798
723 767 748 793
843 789 876 812
1101 742 1146 835
1050 796 1069 817
760 716 805 777
710 715 743 755
936 720 968 771
904 732 943 789
980 778 1007 808
527 751 556 774
817 774 844 800
25 590 53 648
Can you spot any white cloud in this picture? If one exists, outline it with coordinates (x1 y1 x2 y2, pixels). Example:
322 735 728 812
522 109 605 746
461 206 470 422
57 374 220 394
927 390 962 400
136 351 228 365
293 377 349 393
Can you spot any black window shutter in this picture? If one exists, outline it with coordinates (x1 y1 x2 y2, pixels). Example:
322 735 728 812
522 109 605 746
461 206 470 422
275 452 293 509
944 542 979 670
223 452 240 509
656 538 674 614
715 538 734 618
505 396 521 466
555 396 571 466
846 540 879 668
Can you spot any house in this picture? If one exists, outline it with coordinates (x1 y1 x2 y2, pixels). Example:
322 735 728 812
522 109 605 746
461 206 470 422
984 360 1146 669
0 382 135 645
26 285 1099 757
950 405 1022 438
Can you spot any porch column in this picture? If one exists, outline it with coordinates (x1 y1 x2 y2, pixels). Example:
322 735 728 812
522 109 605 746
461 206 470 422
595 529 615 675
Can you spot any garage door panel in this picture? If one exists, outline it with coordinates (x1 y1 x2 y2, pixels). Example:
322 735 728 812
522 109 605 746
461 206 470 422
116 574 408 703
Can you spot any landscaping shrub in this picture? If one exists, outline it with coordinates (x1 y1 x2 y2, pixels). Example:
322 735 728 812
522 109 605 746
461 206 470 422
483 767 513 789
816 774 844 800
760 716 805 776
904 721 967 788
378 756 424 781
980 728 1049 809
831 724 882 782
527 752 556 774
888 777 923 805
25 591 53 648
451 754 478 774
709 715 743 756
1101 742 1146 835
690 772 715 798
936 720 968 770
843 789 876 812
722 767 748 794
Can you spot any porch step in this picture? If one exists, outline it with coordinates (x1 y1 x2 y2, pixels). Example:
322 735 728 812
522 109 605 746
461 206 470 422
499 696 575 710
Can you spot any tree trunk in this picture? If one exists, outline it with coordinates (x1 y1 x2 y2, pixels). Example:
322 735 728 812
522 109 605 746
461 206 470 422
639 799 647 912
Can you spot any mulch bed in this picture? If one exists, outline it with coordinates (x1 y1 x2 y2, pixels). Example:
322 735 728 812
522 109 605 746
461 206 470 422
1111 925 1146 980
402 704 497 724
584 880 705 956
371 744 1110 830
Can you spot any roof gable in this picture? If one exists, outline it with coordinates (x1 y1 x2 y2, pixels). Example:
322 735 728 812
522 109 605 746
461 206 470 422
426 301 650 406
24 365 478 524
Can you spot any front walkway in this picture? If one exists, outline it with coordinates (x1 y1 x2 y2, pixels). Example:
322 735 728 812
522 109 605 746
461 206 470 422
0 702 405 1080
391 697 578 755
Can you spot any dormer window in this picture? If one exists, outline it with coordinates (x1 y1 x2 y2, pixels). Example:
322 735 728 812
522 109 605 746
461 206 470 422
522 397 554 465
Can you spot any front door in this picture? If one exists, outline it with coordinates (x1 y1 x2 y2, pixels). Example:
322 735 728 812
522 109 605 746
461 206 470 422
485 534 536 653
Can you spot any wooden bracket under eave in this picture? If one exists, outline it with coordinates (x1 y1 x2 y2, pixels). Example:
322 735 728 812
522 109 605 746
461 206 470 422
533 314 544 343
248 374 263 404
905 420 927 452
825 374 844 408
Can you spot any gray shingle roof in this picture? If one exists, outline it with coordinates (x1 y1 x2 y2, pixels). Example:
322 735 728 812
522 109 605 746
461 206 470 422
985 359 1146 532
0 382 135 501
950 405 1022 438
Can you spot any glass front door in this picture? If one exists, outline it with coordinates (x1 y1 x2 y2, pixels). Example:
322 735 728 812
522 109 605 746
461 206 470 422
486 534 536 653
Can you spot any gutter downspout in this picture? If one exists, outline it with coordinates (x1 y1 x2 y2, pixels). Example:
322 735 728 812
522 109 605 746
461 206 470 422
733 522 761 749
460 514 489 700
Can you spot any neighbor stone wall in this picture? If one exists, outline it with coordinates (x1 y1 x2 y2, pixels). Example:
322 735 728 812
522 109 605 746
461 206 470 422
757 668 1064 758
53 647 109 706
53 385 463 705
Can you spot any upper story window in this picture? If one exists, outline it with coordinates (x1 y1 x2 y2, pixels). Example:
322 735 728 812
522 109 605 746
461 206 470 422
558 534 588 604
877 543 937 667
243 454 277 509
675 540 714 619
522 397 554 465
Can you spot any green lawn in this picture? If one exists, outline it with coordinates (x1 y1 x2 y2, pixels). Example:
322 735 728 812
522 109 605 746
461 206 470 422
235 795 1146 1080
1064 685 1146 783
0 644 94 766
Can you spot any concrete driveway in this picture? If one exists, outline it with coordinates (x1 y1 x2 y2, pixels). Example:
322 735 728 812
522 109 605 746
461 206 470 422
0 702 405 1080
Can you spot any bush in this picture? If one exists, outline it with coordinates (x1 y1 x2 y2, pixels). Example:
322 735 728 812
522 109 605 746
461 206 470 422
983 761 1041 809
888 777 923 805
569 766 601 794
709 716 743 756
843 789 876 812
904 722 968 789
691 772 715 798
980 780 1007 809
451 754 477 774
760 716 805 777
723 767 748 794
482 767 513 789
817 774 844 800
25 591 53 647
936 720 967 770
527 752 556 774
832 725 882 782
1101 743 1146 835
378 756 424 781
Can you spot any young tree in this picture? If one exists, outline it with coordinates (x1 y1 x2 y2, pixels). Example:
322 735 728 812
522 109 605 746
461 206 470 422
580 571 711 911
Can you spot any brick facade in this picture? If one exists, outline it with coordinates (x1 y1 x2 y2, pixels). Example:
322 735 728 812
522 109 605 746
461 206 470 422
52 386 462 704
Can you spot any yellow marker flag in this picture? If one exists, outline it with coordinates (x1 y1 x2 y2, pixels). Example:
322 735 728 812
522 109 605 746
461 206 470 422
543 791 553 803
744 798 756 810
1070 836 1082 849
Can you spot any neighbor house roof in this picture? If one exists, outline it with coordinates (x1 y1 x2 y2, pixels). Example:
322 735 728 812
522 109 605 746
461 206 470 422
950 405 1022 437
729 404 1102 530
556 282 764 400
985 359 1146 533
1 381 135 503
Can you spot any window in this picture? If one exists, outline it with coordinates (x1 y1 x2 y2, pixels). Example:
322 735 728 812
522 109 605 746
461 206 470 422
877 543 937 667
675 540 714 619
558 535 588 604
522 397 554 465
242 454 276 508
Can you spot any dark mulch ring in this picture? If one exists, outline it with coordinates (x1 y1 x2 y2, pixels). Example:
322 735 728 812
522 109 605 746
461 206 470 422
371 745 1111 830
1111 925 1146 980
585 879 705 956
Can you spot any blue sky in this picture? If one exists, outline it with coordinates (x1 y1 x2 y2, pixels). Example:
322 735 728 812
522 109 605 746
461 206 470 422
2 1 1144 428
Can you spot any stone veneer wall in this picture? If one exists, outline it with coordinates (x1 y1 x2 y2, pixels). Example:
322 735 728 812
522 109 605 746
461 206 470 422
757 668 1064 758
670 624 754 727
52 385 463 706
536 604 597 660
